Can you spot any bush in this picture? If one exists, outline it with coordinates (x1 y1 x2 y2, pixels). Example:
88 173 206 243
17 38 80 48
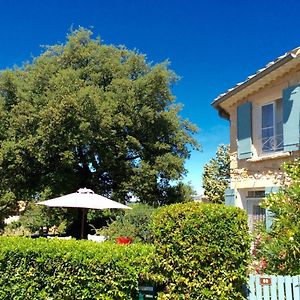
255 158 300 275
17 203 70 233
151 202 251 300
2 223 31 237
0 237 154 299
98 204 155 243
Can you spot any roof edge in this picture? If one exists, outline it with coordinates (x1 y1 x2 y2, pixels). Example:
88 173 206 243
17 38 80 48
211 47 300 112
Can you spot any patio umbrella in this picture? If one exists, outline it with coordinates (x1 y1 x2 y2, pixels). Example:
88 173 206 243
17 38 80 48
37 188 131 239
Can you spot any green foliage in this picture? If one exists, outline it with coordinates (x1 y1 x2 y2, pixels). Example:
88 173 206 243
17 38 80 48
17 203 70 233
0 191 18 228
12 203 116 236
0 27 199 221
0 237 154 299
202 144 230 203
256 158 300 275
151 202 251 299
10 203 124 238
2 223 31 237
98 204 155 243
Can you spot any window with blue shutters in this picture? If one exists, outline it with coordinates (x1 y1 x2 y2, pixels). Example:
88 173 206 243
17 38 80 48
237 102 252 159
261 100 283 153
283 84 300 152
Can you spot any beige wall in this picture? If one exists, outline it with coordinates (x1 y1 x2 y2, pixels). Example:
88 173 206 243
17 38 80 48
227 67 300 190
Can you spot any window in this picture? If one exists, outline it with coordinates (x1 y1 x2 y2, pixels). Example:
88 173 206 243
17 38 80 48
261 100 283 153
247 200 266 231
247 190 265 198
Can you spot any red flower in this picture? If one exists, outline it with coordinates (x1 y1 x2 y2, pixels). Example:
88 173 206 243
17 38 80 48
116 236 133 245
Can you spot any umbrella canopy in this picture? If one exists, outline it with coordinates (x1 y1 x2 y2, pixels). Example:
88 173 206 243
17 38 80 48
37 188 131 239
37 188 131 210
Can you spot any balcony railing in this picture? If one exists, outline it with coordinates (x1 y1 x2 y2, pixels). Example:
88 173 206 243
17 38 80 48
261 134 283 153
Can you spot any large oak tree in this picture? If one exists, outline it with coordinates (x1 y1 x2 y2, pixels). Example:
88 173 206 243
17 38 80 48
0 28 198 220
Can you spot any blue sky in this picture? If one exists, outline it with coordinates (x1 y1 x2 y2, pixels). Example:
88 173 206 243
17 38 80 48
1 0 300 194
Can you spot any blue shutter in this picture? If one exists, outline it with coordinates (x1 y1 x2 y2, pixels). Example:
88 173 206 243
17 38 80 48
225 188 235 206
265 186 280 194
237 102 252 159
283 84 300 152
264 186 279 230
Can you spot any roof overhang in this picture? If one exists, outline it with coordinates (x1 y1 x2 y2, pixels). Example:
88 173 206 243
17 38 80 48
212 47 300 119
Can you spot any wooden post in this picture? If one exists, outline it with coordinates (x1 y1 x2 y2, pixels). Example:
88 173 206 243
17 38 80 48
80 208 88 239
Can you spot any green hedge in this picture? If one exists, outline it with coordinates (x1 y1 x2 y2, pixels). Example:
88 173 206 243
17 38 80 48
151 202 251 300
0 237 154 299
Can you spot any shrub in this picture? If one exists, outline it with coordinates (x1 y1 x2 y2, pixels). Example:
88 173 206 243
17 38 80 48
18 203 70 233
255 158 300 275
2 223 31 237
0 237 154 299
151 202 251 300
98 204 155 243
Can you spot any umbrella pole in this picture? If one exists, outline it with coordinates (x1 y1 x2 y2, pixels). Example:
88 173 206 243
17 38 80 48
80 208 88 239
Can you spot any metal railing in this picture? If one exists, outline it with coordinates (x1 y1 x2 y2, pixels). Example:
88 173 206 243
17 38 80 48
261 134 284 153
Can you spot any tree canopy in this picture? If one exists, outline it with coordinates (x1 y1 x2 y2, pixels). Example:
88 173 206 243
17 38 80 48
202 144 230 203
0 28 198 220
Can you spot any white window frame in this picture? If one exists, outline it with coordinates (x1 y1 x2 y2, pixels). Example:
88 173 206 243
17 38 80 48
261 99 283 153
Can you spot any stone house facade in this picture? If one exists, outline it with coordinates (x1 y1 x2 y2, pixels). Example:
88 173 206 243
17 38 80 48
212 47 300 230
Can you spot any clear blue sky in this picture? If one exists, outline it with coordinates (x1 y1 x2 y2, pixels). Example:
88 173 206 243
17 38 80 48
1 0 300 194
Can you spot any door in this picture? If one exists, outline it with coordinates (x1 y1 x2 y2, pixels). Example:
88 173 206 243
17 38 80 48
247 199 266 231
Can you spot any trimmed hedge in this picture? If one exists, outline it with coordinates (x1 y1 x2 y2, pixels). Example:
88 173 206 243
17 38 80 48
151 202 251 299
0 237 154 299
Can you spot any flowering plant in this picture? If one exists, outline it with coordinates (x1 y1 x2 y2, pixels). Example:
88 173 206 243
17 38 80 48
116 236 133 245
253 159 300 275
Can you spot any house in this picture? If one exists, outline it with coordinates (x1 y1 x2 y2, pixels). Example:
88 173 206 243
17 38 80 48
212 47 300 230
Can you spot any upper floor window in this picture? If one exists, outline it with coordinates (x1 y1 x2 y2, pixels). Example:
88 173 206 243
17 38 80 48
236 84 300 160
261 99 283 153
